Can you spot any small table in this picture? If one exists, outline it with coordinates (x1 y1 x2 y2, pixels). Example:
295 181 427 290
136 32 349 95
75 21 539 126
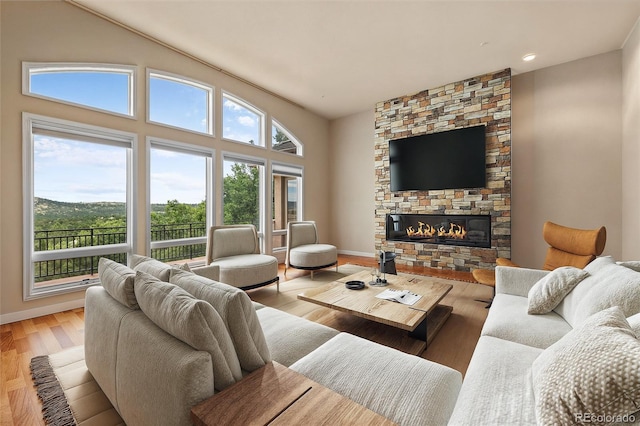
298 270 453 353
191 361 395 425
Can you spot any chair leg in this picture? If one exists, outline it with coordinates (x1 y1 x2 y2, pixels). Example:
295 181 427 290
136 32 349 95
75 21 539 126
310 270 314 280
277 280 279 293
284 266 287 277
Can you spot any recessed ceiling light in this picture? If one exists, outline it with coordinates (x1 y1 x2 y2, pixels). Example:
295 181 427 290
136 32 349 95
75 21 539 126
522 53 536 62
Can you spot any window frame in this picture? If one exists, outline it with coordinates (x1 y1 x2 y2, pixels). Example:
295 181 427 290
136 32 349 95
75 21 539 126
221 91 266 148
271 119 304 157
146 137 215 259
146 69 215 136
271 161 304 254
22 62 137 119
22 113 137 300
221 152 267 247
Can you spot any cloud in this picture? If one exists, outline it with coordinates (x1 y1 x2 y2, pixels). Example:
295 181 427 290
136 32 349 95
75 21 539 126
151 172 204 191
237 115 256 127
34 136 126 168
223 99 243 111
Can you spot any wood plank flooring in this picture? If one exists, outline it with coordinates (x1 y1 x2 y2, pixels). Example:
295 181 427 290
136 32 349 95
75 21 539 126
0 254 490 425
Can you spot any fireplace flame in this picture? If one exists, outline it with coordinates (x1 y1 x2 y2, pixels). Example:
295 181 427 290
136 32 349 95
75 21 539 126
406 221 467 240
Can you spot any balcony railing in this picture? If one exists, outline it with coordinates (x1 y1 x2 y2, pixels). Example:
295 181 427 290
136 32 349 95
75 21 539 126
34 223 206 282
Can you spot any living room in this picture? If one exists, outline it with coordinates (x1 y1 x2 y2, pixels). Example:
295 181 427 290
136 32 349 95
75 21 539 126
1 0 640 424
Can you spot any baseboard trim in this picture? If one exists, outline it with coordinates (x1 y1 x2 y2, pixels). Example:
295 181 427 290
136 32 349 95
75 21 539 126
0 299 85 325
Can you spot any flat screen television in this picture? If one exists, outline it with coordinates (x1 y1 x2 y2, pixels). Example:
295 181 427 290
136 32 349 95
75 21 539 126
389 125 486 191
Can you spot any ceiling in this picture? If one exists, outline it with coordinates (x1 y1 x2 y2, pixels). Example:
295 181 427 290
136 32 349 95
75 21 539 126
73 0 640 120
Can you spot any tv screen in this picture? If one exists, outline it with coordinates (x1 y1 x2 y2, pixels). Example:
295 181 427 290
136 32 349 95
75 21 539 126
389 125 486 191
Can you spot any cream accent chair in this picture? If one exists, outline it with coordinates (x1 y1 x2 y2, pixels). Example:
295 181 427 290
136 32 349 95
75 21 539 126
285 221 338 279
206 224 279 291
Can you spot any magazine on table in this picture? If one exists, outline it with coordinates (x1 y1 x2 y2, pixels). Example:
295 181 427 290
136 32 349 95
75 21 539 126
375 289 422 306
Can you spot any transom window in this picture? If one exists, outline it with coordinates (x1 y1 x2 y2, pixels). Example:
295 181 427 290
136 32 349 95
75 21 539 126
23 62 135 117
148 70 214 135
222 92 264 146
23 113 136 299
272 120 303 156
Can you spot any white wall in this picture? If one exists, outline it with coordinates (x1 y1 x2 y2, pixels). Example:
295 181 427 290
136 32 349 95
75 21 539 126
329 110 376 256
622 18 640 260
511 51 623 267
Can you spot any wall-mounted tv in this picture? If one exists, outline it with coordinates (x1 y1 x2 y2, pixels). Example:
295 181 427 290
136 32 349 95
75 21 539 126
389 125 486 192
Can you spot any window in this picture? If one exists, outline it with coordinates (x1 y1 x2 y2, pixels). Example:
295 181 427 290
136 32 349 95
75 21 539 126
222 154 265 235
272 163 303 251
23 62 135 117
222 92 264 146
23 113 136 299
148 139 213 263
272 120 303 156
148 70 214 135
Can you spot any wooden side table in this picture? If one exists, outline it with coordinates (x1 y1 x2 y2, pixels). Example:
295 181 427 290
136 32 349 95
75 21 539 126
191 361 395 425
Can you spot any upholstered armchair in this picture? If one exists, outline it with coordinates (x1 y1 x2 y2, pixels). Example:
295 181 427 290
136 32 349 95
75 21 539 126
206 224 279 291
285 221 338 279
472 221 607 305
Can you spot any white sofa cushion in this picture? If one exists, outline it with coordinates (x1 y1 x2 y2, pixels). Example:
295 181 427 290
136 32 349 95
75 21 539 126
131 254 173 282
133 271 242 391
169 268 271 372
212 254 278 288
618 260 640 272
554 256 627 327
481 294 572 349
527 266 589 314
289 243 337 268
256 307 339 367
98 258 138 309
572 262 640 325
532 307 640 425
291 333 462 426
448 336 542 425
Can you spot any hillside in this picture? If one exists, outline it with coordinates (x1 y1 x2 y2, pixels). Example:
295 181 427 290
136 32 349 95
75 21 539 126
34 198 166 220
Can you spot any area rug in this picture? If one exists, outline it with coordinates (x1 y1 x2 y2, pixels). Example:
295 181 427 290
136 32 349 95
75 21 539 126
30 346 123 426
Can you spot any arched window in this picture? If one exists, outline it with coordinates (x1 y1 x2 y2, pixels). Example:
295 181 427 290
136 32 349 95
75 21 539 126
272 119 303 156
148 69 214 135
23 62 135 117
222 92 265 146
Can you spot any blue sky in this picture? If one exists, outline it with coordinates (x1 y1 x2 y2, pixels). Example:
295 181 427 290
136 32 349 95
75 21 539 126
31 70 271 204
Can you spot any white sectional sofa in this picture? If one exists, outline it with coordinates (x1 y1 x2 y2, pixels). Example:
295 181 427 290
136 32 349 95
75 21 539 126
449 256 640 425
85 255 461 426
84 254 640 425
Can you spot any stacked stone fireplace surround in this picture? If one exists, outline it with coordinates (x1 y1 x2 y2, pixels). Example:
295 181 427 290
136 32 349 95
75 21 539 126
374 69 511 272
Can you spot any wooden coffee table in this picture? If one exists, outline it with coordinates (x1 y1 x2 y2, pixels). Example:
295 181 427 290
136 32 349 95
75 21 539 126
298 270 453 354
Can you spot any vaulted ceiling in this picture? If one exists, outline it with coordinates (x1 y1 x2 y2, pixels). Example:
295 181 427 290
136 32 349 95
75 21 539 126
74 0 640 120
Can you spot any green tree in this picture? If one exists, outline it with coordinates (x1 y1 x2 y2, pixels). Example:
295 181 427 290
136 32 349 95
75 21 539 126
151 199 205 225
223 163 259 226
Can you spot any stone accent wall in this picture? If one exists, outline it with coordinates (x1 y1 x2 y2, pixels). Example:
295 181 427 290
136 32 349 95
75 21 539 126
374 69 511 271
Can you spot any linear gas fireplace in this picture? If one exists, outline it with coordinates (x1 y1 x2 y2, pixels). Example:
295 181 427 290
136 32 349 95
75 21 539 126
386 214 491 248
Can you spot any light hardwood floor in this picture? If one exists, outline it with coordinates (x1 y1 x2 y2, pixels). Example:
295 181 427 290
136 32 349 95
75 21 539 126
0 254 490 425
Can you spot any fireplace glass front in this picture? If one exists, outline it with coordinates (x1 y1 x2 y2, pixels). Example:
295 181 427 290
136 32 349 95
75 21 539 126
386 214 491 248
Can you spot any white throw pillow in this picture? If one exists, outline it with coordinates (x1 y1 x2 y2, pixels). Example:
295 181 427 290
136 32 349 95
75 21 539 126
133 271 242 390
527 266 589 314
97 258 138 309
169 268 271 372
131 254 173 281
618 260 640 272
628 313 640 337
532 306 640 425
